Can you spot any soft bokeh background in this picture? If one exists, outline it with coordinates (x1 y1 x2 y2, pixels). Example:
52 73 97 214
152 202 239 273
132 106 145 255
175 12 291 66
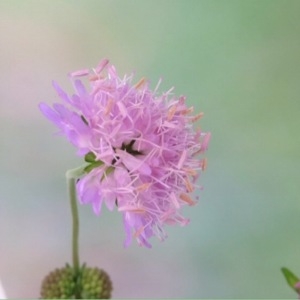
1 0 300 298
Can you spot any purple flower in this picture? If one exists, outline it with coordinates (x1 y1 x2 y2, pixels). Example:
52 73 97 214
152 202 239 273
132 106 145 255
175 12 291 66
39 59 210 248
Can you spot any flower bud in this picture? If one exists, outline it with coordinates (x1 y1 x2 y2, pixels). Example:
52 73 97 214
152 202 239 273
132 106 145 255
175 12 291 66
40 264 76 299
80 266 112 299
40 264 112 299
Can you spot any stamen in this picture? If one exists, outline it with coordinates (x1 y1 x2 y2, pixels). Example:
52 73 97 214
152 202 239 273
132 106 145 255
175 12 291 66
201 132 211 151
181 106 194 115
134 77 146 89
191 112 204 122
200 158 207 171
192 148 202 157
182 167 197 176
178 95 186 105
162 121 177 128
170 193 180 209
104 98 114 115
95 58 109 74
192 131 211 154
165 86 174 95
180 193 196 206
184 179 194 192
89 74 104 81
167 105 177 121
136 182 151 192
116 101 127 118
134 225 145 238
175 216 190 226
154 78 162 93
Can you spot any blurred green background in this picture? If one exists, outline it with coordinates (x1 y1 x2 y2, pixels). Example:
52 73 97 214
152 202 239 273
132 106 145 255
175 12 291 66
1 0 300 298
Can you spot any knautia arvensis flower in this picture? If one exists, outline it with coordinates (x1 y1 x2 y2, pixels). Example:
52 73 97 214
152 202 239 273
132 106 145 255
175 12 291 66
39 59 210 248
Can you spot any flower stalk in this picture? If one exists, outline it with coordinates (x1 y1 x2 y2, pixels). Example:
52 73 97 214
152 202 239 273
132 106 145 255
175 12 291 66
66 166 85 275
40 164 113 299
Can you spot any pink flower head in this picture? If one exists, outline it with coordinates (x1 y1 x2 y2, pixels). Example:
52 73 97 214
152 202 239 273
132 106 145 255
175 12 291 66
39 59 210 248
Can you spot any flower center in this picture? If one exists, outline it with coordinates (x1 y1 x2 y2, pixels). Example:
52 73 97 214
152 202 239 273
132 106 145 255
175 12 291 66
111 139 143 165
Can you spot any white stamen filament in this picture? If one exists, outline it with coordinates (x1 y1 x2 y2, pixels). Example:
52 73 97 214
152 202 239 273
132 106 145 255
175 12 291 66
177 149 187 169
118 206 146 214
154 78 162 93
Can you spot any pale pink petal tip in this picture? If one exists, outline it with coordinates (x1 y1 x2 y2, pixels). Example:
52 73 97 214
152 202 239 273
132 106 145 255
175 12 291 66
68 69 90 78
95 58 109 74
201 132 211 151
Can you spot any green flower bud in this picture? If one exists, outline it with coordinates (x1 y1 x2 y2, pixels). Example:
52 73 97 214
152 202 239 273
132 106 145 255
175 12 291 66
40 264 76 299
84 152 96 163
281 267 300 292
80 265 112 299
40 264 112 299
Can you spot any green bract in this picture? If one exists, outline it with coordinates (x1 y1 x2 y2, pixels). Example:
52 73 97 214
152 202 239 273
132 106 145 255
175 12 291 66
281 267 299 292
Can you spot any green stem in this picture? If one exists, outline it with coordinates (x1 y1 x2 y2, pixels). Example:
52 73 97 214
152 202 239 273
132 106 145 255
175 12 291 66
66 166 86 274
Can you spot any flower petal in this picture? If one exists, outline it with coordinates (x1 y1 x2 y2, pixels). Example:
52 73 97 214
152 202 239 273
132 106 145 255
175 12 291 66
116 149 151 176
